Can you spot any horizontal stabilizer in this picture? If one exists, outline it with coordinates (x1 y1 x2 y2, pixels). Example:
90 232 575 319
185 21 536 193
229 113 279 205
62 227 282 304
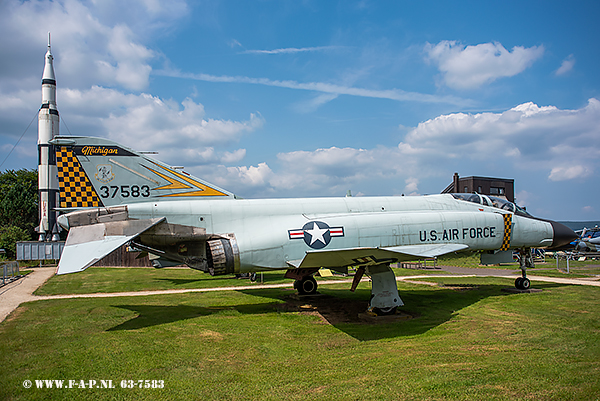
56 217 165 275
288 243 469 269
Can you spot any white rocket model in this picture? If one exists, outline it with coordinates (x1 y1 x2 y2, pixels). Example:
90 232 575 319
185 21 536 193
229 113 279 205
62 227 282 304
38 33 60 241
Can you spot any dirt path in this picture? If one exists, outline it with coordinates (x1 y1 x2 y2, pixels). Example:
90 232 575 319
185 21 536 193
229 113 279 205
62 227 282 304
0 267 55 323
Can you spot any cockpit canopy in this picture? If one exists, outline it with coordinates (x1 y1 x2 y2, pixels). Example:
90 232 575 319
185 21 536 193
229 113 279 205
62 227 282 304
451 193 532 217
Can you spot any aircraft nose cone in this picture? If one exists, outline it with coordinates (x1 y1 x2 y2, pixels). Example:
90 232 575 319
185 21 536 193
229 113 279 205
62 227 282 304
550 221 578 249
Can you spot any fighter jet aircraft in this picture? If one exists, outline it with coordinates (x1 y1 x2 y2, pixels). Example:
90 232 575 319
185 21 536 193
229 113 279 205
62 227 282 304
52 136 577 315
575 226 600 252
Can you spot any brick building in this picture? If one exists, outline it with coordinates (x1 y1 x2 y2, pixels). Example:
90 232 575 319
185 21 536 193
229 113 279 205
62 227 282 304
441 173 514 202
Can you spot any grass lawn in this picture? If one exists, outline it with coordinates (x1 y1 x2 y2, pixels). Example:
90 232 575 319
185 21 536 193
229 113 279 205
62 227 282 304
32 252 600 297
2 270 600 400
435 252 600 279
35 265 457 296
34 267 297 296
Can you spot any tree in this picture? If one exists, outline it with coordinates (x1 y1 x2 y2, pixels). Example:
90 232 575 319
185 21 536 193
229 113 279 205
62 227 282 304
0 169 38 241
0 226 30 259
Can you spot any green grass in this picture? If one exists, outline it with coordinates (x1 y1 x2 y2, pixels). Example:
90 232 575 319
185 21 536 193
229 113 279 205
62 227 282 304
35 265 455 296
437 252 485 268
27 252 600 297
34 267 294 296
434 252 600 279
2 270 600 400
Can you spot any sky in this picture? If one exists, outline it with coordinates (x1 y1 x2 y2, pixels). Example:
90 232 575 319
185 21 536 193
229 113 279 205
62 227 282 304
0 0 598 221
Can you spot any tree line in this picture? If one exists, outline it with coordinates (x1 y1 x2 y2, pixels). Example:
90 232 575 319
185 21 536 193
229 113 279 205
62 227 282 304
0 169 38 259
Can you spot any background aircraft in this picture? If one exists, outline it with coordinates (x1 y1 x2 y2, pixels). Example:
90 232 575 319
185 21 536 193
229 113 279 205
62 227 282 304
575 226 600 252
53 136 577 315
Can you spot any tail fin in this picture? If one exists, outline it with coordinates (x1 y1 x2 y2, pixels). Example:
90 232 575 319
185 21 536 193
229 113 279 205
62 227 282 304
50 136 234 209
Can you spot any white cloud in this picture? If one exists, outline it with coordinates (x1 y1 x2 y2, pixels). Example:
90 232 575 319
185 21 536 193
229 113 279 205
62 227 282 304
399 98 600 181
293 93 339 113
582 206 595 214
197 99 600 198
56 86 263 167
514 190 534 208
0 0 186 92
403 177 419 195
97 25 155 90
229 39 243 48
264 146 411 195
63 89 265 150
193 146 413 197
221 149 247 164
555 54 575 76
548 165 591 181
242 46 344 55
425 41 544 89
226 163 274 186
159 69 470 106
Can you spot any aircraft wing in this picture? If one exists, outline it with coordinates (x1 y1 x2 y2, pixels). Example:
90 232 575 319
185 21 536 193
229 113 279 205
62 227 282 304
287 243 469 269
56 217 166 275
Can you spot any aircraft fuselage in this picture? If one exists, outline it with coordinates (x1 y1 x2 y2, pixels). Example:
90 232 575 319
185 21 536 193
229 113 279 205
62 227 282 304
124 194 553 273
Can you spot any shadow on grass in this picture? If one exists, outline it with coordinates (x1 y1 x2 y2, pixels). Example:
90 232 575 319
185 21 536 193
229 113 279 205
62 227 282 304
108 301 279 331
108 281 564 341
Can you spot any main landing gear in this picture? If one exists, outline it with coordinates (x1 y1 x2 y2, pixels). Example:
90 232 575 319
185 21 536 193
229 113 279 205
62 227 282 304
293 275 318 295
515 248 533 290
286 264 404 316
285 268 320 295
364 264 404 315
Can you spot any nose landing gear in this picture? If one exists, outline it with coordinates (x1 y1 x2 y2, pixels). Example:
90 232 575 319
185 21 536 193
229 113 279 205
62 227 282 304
515 276 531 290
515 248 533 290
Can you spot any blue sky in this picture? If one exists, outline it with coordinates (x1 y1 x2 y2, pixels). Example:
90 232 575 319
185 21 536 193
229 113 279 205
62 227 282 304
0 0 598 220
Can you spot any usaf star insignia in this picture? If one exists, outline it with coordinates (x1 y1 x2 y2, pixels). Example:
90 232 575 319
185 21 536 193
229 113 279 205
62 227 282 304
288 221 344 249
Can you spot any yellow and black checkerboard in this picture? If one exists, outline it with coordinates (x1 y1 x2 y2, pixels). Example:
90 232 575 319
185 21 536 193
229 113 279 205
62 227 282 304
499 213 512 251
56 147 101 208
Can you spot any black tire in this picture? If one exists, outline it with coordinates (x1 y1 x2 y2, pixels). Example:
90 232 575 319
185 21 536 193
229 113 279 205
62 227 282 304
521 278 531 290
515 277 524 289
296 276 318 295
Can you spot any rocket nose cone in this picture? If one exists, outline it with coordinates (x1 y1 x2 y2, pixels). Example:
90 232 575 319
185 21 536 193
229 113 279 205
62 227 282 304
550 221 578 249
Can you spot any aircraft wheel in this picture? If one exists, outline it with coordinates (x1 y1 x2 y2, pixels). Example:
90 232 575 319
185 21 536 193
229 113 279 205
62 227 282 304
295 276 318 295
515 277 524 289
250 272 257 282
521 278 531 290
372 306 397 316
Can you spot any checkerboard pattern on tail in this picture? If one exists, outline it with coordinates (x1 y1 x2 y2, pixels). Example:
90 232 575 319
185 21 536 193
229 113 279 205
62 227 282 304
56 147 101 208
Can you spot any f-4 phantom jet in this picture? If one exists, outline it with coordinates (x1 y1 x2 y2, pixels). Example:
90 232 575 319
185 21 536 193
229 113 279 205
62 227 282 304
53 136 577 315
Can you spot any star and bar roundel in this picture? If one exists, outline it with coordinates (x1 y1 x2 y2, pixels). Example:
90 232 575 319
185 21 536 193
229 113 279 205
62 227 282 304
288 221 344 249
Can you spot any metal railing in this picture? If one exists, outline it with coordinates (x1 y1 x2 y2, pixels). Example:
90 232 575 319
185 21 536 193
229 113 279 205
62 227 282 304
400 257 439 269
554 252 574 273
1 261 21 287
